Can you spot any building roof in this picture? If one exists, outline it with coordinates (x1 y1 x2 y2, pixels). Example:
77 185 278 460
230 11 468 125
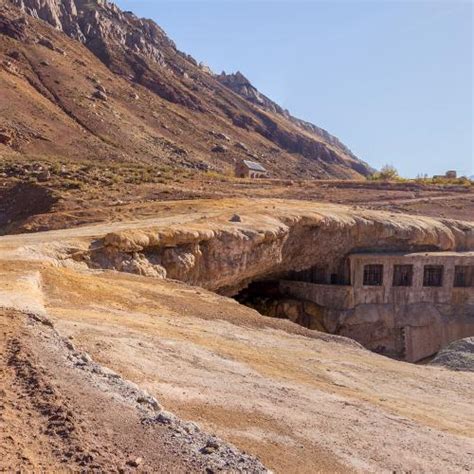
349 251 474 259
242 160 267 172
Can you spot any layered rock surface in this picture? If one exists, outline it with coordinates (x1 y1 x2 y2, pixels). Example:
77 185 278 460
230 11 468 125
86 199 474 294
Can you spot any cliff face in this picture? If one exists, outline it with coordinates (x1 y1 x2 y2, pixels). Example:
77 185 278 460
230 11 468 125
2 0 373 178
11 0 171 53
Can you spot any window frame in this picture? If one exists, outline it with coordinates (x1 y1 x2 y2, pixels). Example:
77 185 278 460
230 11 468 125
454 265 474 288
393 264 414 287
363 264 384 287
423 265 444 287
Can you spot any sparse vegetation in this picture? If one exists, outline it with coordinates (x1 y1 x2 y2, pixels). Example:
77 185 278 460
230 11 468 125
369 165 402 181
416 176 472 187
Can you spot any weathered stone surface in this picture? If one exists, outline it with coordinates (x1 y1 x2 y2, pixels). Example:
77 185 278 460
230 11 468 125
92 90 107 101
38 36 55 50
234 141 249 152
430 337 474 372
90 203 474 296
0 13 28 41
211 144 228 153
95 84 106 94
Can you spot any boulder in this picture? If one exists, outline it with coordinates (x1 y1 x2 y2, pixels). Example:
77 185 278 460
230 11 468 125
211 144 228 153
210 131 230 141
92 90 108 101
234 142 249 152
37 170 51 182
38 37 55 51
430 338 474 372
95 84 107 94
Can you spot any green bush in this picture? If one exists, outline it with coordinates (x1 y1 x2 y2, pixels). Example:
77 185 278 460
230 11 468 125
369 165 401 181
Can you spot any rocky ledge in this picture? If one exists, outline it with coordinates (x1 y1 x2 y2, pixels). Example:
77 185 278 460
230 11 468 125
77 201 474 295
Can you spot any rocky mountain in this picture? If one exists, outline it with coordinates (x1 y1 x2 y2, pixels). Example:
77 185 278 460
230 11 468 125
216 71 358 159
1 0 373 178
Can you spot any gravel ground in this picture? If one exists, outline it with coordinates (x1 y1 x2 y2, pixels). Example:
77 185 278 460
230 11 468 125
0 309 268 473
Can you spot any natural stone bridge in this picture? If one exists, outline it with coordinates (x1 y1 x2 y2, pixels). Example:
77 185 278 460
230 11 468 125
84 200 474 362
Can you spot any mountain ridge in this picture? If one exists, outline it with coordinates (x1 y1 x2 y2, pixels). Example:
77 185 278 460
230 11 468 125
216 70 358 158
1 0 373 178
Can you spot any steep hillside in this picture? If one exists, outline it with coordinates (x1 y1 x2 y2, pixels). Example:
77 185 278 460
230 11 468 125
1 0 372 178
217 71 360 160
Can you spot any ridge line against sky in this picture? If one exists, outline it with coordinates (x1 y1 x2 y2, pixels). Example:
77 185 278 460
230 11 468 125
115 0 473 178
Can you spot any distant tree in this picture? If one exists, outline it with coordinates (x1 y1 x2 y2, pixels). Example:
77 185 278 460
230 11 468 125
379 165 399 180
369 164 400 181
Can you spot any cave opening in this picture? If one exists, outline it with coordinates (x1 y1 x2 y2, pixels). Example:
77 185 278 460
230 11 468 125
233 264 351 332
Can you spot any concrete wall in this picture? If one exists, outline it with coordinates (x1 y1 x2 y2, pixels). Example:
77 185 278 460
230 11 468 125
349 253 474 306
280 253 474 362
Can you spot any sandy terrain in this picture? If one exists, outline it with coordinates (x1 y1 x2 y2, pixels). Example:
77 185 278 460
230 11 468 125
1 199 473 473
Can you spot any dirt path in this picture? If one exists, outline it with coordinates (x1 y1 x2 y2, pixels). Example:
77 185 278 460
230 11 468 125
366 193 468 206
0 311 59 471
0 310 267 472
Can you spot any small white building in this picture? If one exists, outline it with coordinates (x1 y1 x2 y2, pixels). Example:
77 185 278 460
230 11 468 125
235 160 268 179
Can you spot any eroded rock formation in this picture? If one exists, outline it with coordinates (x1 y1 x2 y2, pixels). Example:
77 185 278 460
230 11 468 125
86 204 474 294
74 201 474 362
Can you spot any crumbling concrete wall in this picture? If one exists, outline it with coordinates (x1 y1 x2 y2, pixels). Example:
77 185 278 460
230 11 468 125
280 280 474 362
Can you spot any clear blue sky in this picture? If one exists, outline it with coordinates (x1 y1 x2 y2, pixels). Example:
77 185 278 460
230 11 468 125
116 0 473 177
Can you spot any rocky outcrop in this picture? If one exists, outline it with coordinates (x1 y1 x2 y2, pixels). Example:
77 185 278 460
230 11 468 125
68 202 473 364
217 72 278 112
0 9 29 40
11 0 171 64
430 337 474 372
217 71 373 175
85 204 474 295
9 0 203 109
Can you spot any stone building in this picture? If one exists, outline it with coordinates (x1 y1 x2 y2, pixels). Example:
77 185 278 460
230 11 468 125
433 170 457 180
279 251 474 362
235 160 268 179
445 170 457 179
